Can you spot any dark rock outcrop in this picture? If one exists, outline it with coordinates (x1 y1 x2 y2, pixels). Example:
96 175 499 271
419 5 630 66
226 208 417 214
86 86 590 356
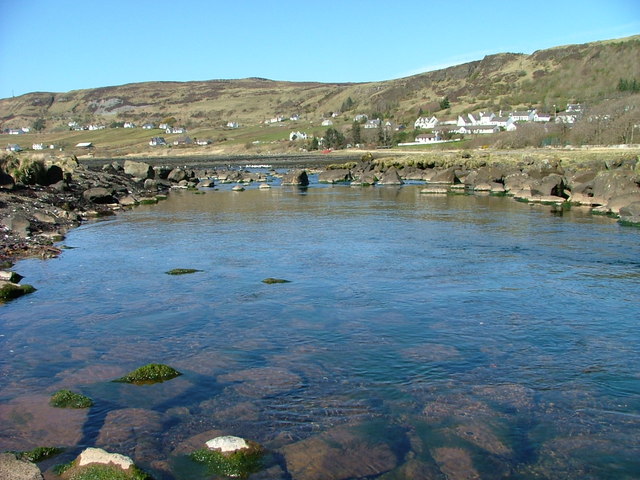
281 169 309 186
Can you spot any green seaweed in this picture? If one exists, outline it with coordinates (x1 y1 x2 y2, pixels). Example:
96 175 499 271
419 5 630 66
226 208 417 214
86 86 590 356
50 390 93 409
261 277 291 284
61 463 151 480
0 283 36 303
190 444 264 479
18 446 64 462
114 363 182 384
165 268 202 275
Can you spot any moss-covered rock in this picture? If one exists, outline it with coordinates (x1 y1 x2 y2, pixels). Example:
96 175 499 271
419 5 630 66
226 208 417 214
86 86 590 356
50 390 93 409
114 363 182 384
0 282 36 303
190 441 264 479
261 277 291 284
58 462 151 480
18 446 63 462
165 268 202 275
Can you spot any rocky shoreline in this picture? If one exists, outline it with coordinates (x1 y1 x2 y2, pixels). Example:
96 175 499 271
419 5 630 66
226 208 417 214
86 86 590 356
1 151 639 300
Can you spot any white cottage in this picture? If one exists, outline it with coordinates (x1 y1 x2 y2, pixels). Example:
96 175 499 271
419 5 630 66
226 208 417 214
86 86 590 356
414 116 439 129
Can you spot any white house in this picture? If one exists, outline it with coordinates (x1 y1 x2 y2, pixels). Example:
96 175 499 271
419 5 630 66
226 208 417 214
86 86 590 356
415 133 442 144
555 113 579 124
32 143 44 150
364 119 381 129
457 113 479 127
457 125 500 135
479 112 496 124
491 116 517 130
510 110 535 122
566 103 583 113
290 114 300 121
149 137 166 146
289 131 308 141
226 121 239 129
321 119 333 126
414 116 439 129
196 139 212 146
354 114 368 122
166 127 186 134
142 123 156 129
533 112 551 122
124 122 136 128
75 142 93 148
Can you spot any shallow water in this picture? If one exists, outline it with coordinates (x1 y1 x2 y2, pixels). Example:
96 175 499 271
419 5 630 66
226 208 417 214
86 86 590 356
1 179 639 479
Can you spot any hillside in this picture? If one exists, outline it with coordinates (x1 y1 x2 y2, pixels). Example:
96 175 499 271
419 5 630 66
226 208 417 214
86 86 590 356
0 35 639 155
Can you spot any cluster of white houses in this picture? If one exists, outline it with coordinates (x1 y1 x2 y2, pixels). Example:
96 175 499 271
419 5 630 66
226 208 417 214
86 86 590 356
412 105 583 144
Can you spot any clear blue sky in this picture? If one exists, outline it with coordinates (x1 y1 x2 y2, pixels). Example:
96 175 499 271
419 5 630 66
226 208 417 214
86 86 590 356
1 0 638 99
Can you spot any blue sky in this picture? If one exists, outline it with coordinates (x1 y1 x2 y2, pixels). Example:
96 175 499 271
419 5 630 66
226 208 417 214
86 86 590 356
0 0 638 99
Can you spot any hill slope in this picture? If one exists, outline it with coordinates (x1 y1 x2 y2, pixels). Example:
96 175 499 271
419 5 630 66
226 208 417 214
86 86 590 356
1 35 639 131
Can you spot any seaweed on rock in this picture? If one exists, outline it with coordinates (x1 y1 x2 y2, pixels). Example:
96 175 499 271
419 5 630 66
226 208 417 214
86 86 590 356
190 443 265 479
114 363 182 384
50 389 93 409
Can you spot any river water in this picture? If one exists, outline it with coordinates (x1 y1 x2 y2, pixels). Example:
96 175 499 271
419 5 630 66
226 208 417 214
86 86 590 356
1 176 639 479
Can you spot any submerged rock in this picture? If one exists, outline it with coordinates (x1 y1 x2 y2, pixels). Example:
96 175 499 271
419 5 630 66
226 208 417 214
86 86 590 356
261 277 291 284
280 424 400 480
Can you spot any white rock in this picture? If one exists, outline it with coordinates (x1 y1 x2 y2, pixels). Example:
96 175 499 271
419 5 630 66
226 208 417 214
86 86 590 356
206 435 249 453
77 447 134 470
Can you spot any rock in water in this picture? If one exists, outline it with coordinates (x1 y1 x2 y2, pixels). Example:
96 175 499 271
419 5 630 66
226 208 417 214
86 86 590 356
281 170 309 186
0 453 42 480
77 447 134 469
206 436 249 453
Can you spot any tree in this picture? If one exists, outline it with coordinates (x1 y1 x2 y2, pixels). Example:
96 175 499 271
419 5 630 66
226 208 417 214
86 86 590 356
324 127 346 149
341 97 355 112
350 121 361 145
32 118 46 132
439 96 450 110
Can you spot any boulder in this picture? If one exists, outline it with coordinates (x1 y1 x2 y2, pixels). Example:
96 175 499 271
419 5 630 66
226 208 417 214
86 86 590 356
378 167 404 185
153 166 172 180
591 170 640 205
206 435 249 453
504 172 531 193
0 169 15 189
83 187 116 204
281 170 309 186
167 167 187 183
318 169 352 184
530 174 566 197
1 214 31 237
351 171 377 186
619 201 640 225
143 179 158 191
123 160 153 180
0 453 42 480
43 165 63 186
430 167 459 184
608 193 640 214
197 179 215 188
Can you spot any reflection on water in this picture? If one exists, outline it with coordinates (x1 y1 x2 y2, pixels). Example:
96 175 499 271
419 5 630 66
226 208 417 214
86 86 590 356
1 183 639 479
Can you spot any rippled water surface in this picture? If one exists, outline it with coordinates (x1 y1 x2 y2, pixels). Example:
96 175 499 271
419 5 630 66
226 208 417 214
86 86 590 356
1 181 639 479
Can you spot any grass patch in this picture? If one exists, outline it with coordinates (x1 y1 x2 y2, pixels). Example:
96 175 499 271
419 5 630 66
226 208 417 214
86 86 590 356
114 363 182 384
50 390 93 409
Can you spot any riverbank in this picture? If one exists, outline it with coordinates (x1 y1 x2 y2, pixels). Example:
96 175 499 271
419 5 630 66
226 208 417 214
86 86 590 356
2 147 639 266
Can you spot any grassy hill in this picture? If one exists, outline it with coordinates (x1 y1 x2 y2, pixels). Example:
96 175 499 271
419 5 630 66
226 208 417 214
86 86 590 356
1 35 639 156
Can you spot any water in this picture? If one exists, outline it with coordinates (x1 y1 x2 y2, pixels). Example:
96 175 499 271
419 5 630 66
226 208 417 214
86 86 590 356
1 179 639 479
